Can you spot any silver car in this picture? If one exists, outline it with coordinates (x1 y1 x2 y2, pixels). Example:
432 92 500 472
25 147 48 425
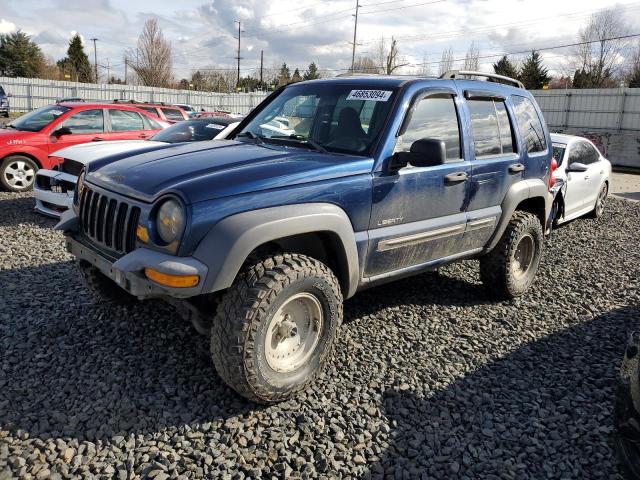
550 133 612 226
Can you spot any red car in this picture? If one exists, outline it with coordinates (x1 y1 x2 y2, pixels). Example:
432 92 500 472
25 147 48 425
0 102 168 192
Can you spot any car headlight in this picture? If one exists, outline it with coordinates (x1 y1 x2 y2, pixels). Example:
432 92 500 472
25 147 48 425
156 198 185 244
75 169 86 205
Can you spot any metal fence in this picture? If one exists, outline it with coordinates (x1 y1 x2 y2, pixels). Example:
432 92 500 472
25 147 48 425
530 88 640 132
0 76 269 114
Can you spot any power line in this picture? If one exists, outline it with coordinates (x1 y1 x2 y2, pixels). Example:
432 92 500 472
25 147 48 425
359 0 446 15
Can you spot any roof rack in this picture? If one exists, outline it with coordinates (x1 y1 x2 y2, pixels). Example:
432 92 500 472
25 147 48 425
439 70 524 89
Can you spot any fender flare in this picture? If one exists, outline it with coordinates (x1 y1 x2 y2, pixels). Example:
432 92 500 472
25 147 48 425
1 147 49 169
193 203 360 298
485 178 552 251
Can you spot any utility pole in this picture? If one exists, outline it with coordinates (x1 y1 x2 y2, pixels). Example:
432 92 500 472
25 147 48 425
260 50 264 89
106 58 111 83
234 20 243 90
124 58 128 85
350 1 360 73
90 38 99 83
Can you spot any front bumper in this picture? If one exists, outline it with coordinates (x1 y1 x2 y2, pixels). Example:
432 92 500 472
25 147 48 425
33 169 76 218
66 234 208 299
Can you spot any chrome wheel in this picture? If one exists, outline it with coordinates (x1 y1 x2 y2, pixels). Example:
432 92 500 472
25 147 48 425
3 160 35 189
265 292 323 373
596 184 607 216
512 233 535 280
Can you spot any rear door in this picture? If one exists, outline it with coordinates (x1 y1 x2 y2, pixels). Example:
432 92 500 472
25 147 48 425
48 108 105 153
461 92 521 250
105 109 150 140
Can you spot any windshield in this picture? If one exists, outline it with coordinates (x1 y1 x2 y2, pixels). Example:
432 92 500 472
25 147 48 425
237 83 398 156
552 143 567 166
9 105 70 132
150 119 230 143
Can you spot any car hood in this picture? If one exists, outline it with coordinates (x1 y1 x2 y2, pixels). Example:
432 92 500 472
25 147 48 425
87 140 373 204
51 140 168 165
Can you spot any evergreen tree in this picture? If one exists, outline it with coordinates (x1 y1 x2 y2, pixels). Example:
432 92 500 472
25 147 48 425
0 30 44 78
492 55 519 80
291 68 302 83
629 69 640 88
57 35 94 83
303 62 320 81
278 63 291 87
519 51 550 90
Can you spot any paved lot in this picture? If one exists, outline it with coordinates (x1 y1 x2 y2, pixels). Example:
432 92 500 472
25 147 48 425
611 171 640 202
0 192 639 479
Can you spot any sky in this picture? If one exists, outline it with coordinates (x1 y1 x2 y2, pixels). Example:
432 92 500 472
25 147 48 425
1 0 639 81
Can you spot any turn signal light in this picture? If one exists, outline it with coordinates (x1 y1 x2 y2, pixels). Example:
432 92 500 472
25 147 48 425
136 225 149 243
145 268 199 288
549 157 558 190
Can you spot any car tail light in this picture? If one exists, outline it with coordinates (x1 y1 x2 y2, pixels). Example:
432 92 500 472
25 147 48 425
548 157 558 190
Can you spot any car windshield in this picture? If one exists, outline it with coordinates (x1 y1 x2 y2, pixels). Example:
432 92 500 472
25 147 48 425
552 143 567 166
9 105 71 132
237 83 398 156
150 119 230 143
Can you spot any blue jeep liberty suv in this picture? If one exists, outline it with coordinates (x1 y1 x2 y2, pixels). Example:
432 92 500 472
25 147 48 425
58 71 554 403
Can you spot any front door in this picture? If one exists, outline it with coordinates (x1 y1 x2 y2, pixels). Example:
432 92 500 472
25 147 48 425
564 140 594 214
366 90 470 278
48 108 106 152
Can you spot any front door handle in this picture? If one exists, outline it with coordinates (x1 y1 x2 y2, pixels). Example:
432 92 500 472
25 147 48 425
138 133 149 139
444 172 468 184
508 163 525 173
91 137 104 142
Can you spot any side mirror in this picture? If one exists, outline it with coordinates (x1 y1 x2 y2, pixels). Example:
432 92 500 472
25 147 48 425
391 138 447 171
52 126 72 137
567 162 588 173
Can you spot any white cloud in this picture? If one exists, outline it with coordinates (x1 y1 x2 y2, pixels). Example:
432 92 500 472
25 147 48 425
0 19 17 34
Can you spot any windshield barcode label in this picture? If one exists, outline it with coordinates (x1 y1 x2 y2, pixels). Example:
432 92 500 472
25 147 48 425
346 90 392 102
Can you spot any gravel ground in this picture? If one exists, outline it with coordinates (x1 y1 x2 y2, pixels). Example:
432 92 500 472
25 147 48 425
0 192 639 480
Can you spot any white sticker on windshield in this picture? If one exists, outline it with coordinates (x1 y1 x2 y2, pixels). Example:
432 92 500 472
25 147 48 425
205 123 224 129
346 90 392 102
49 109 65 116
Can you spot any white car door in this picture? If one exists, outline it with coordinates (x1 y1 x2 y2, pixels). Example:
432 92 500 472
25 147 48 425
582 142 606 207
564 141 592 214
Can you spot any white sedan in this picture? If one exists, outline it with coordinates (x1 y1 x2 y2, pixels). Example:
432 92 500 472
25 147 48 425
550 133 612 226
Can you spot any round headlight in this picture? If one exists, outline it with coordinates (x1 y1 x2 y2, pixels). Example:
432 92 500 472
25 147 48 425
156 199 185 244
75 169 86 205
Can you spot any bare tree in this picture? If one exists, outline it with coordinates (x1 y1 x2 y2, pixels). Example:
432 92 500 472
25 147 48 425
384 37 409 74
417 54 431 77
126 18 173 87
464 41 480 71
627 40 640 87
375 37 387 73
574 8 630 87
351 56 379 74
438 47 454 75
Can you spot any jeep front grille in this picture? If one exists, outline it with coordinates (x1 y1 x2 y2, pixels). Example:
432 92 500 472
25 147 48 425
78 185 140 254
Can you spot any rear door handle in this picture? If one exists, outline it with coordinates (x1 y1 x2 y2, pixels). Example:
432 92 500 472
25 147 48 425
138 133 149 139
444 172 468 184
91 137 104 142
508 163 525 173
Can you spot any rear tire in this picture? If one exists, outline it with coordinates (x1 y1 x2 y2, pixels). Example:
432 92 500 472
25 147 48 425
210 253 342 403
77 260 136 305
0 155 38 192
479 211 543 299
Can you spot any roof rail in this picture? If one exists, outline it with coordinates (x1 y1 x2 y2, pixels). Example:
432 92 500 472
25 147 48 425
336 72 384 77
439 70 524 89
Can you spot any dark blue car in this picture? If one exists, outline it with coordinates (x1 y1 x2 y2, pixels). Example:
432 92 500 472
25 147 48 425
58 71 554 403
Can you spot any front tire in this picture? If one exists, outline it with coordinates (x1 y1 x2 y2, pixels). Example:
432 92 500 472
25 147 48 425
210 253 343 403
0 155 38 192
479 211 543 299
590 182 608 218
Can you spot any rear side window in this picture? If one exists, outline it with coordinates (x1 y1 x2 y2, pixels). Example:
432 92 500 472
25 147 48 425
512 95 546 153
61 109 104 133
110 109 144 131
395 94 461 161
139 106 158 116
161 108 185 122
468 99 514 157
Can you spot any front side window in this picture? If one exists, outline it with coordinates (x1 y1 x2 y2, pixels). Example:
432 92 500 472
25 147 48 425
110 109 144 131
512 95 546 153
569 141 599 165
237 83 398 156
394 94 461 161
9 105 70 132
468 99 514 158
161 108 185 122
552 143 567 166
61 109 104 134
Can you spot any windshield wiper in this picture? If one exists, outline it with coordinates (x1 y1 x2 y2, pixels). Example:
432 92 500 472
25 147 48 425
270 134 328 154
236 131 264 145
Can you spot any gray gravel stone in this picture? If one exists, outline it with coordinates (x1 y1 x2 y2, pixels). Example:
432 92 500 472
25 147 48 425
0 191 637 479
